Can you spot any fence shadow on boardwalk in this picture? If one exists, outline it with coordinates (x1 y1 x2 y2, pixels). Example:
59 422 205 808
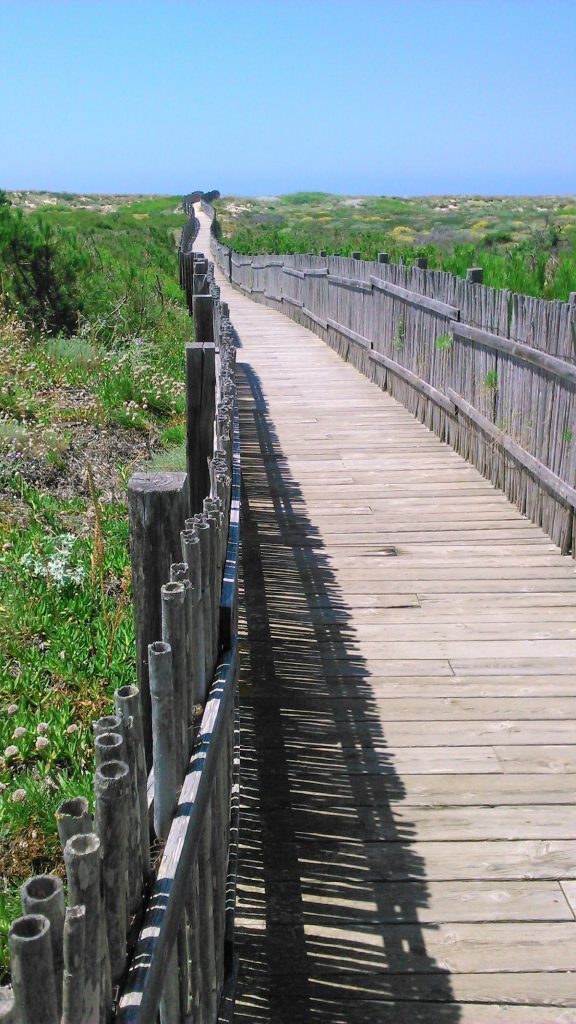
234 360 461 1023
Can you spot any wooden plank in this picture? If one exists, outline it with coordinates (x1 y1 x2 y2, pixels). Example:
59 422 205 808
303 307 329 330
237 919 576 973
282 267 305 279
452 319 576 385
253 803 576 842
239 879 572 924
328 274 373 293
370 275 460 318
369 347 457 414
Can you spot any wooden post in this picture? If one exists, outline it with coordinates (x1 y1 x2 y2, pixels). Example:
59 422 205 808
64 834 103 1024
94 761 129 985
467 267 484 283
193 295 215 345
62 906 86 1024
55 796 92 849
320 250 327 257
149 640 178 841
128 471 190 769
9 915 59 1024
569 291 576 305
20 876 65 1016
115 683 151 884
377 252 389 263
416 257 428 269
161 581 188 770
186 343 216 514
351 251 361 260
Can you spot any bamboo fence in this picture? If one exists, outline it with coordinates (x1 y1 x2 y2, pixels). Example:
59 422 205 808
2 217 241 1024
208 205 576 555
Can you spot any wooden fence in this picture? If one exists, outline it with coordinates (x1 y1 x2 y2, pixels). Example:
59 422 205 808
2 217 240 1024
208 206 576 556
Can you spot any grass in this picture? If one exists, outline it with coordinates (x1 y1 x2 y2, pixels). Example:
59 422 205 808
215 192 576 300
0 191 191 979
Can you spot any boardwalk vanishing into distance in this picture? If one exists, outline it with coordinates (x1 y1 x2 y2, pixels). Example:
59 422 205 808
196 210 576 1023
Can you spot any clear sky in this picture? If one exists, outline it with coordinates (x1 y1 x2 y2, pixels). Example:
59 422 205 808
1 0 574 196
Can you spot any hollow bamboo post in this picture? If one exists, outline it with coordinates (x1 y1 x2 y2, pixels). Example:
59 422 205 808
170 562 195 735
20 876 64 1016
94 760 130 985
158 945 180 1024
115 683 151 881
149 640 178 841
161 582 188 771
194 515 214 679
94 731 125 767
62 905 86 1024
128 470 190 770
377 252 389 263
181 528 206 705
93 714 121 738
55 796 92 849
64 833 104 1024
197 807 217 1022
415 257 428 269
9 915 59 1024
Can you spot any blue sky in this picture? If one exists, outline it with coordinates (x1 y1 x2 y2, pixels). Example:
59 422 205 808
1 0 574 196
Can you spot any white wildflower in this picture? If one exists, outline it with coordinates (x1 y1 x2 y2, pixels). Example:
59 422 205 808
4 745 18 758
37 722 49 734
35 737 49 751
12 788 26 802
12 727 25 739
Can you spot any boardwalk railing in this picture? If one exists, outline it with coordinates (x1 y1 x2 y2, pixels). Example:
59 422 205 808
2 213 240 1024
208 205 576 556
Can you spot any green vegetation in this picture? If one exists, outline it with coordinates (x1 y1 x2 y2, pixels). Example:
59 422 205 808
483 369 499 391
435 334 453 351
0 191 189 978
215 192 576 300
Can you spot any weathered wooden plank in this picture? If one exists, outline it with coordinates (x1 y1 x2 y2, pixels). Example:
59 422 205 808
282 267 305 279
238 879 572 923
452 319 576 384
303 307 329 329
328 274 373 293
370 275 460 318
369 349 457 414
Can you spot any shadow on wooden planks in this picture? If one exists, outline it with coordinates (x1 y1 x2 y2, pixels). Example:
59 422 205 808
233 362 460 1024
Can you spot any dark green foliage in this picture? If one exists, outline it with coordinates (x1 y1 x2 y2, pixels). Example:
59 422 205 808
0 195 86 333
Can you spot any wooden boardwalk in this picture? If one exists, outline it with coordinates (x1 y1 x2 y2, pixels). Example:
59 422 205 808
196 213 576 1023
